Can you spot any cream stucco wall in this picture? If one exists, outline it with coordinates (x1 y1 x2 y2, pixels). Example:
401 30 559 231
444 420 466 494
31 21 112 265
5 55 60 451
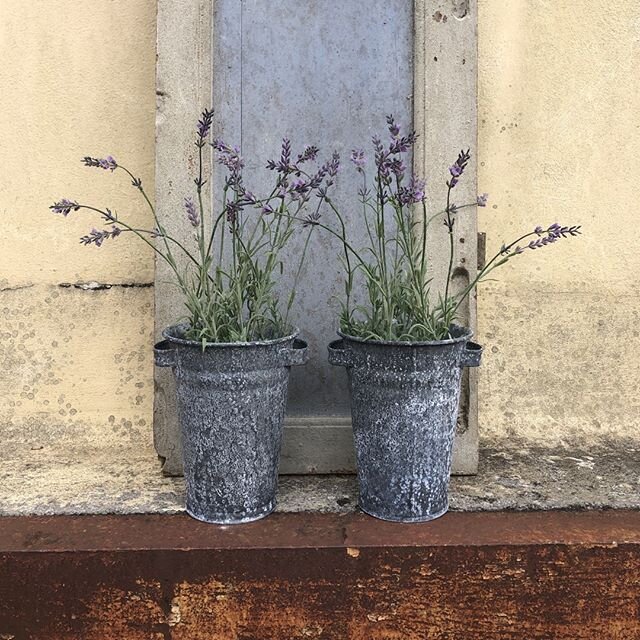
1 1 638 457
478 0 640 443
0 1 157 447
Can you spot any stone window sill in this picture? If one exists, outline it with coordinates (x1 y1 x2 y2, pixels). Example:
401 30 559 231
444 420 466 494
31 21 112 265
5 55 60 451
2 429 639 516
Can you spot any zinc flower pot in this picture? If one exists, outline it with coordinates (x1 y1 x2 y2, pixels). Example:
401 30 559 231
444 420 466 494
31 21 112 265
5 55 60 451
328 325 482 523
154 324 308 524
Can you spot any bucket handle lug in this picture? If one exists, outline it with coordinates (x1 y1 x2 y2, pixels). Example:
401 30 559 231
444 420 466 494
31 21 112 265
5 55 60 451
154 339 176 367
282 338 309 367
328 339 352 368
461 341 483 368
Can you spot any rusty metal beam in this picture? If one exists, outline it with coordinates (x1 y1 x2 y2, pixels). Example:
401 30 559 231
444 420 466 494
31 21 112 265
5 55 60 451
1 511 639 639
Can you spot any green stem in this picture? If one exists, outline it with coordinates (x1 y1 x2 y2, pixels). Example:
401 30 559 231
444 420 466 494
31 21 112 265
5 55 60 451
449 229 543 318
284 225 314 328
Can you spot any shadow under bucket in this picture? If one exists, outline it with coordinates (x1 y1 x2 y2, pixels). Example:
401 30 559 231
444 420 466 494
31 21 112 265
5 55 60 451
328 325 482 523
155 324 308 524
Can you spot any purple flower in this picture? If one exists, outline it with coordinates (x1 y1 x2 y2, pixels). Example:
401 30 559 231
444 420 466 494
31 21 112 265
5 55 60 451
372 135 386 169
297 146 319 164
477 193 489 207
196 108 214 145
280 138 291 167
387 157 406 180
447 149 471 188
547 223 581 238
290 178 311 201
225 200 241 226
327 151 340 178
82 156 117 172
507 223 581 255
309 164 328 189
266 138 296 175
242 190 259 205
398 176 426 205
350 149 366 170
388 131 418 155
527 236 557 250
50 199 80 216
386 114 401 138
80 226 121 247
312 152 340 186
212 138 244 186
184 197 199 227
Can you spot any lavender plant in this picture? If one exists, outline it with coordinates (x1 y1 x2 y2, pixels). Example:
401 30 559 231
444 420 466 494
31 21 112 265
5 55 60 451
51 109 338 345
314 115 581 342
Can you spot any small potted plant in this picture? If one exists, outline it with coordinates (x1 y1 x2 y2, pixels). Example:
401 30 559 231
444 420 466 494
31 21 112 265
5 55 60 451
323 116 580 522
51 109 339 524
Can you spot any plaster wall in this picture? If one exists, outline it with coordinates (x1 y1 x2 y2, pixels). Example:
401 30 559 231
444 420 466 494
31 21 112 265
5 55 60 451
0 0 637 459
0 0 157 447
477 0 640 443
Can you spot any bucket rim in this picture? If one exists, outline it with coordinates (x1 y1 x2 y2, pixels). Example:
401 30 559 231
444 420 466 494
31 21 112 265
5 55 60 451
337 324 473 347
161 323 300 348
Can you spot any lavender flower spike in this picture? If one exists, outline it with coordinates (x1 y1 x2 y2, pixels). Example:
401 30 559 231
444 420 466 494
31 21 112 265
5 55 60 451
398 176 426 205
512 223 581 254
350 149 366 171
386 114 400 138
196 108 214 146
82 156 117 172
447 149 471 188
327 151 340 178
50 199 80 216
297 146 319 164
477 193 489 207
184 197 199 227
80 226 121 247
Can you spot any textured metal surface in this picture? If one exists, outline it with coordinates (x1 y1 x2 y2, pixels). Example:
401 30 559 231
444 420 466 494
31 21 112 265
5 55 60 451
329 326 482 522
2 511 640 639
155 325 308 523
213 0 414 418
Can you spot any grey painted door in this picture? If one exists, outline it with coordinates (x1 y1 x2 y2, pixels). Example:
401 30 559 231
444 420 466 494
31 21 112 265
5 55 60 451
154 0 479 476
212 0 414 418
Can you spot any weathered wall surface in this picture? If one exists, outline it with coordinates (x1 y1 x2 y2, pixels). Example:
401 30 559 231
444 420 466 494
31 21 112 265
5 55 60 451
477 0 640 443
1 0 638 462
0 1 157 447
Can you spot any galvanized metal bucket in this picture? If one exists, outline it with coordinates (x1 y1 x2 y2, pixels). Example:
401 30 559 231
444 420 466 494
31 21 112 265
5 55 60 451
154 324 308 524
328 325 482 523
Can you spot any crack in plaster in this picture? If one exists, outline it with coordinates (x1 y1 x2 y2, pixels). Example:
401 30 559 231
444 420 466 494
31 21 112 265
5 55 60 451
58 281 154 291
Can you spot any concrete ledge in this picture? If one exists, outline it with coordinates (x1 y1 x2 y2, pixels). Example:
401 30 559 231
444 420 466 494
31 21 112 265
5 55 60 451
1 431 639 515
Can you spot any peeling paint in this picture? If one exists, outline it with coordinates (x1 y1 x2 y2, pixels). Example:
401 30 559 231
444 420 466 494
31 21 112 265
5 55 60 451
451 0 469 19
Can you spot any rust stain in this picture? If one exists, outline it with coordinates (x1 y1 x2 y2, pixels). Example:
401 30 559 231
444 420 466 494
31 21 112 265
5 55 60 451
1 512 640 638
